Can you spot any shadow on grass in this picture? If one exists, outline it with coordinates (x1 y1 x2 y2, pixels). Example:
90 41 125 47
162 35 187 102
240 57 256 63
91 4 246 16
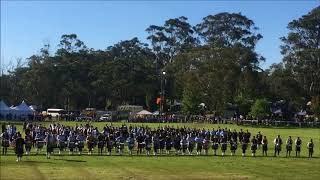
53 158 86 162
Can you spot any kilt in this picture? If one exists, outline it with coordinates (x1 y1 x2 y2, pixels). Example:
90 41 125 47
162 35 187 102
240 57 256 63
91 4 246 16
78 141 85 149
242 143 247 150
36 141 44 149
153 143 159 150
309 148 313 153
251 144 257 151
25 141 32 149
128 143 134 150
87 142 94 150
196 143 203 151
286 144 292 151
15 146 24 155
174 143 181 150
212 143 219 150
2 140 9 147
263 144 268 151
203 143 209 150
188 143 194 151
165 142 172 150
138 143 145 149
295 145 301 152
98 141 105 149
68 142 76 149
182 144 188 150
47 143 54 153
221 143 227 151
275 144 281 151
118 143 125 150
58 141 67 149
159 141 165 149
146 143 152 151
230 144 237 151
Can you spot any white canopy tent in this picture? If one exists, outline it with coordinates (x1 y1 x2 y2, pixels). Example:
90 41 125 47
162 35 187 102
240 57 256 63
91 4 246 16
136 110 152 115
0 100 11 116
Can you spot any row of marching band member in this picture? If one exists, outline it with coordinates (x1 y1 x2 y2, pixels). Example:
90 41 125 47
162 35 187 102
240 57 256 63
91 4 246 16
0 123 315 161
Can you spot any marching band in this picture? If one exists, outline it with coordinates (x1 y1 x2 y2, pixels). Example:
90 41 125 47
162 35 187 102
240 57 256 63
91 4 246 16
0 123 315 162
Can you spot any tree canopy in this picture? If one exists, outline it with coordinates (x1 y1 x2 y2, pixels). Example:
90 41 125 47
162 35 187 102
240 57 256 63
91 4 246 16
1 8 319 119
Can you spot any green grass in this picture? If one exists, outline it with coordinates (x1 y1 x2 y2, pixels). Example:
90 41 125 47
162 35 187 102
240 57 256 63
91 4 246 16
1 121 320 180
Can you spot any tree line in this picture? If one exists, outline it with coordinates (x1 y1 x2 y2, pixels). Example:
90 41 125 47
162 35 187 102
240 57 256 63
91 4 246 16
1 6 319 120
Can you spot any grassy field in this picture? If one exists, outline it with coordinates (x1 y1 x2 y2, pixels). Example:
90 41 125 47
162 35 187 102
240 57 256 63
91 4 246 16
1 121 319 180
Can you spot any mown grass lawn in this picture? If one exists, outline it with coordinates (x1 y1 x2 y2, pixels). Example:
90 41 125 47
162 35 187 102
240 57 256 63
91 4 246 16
0 121 319 180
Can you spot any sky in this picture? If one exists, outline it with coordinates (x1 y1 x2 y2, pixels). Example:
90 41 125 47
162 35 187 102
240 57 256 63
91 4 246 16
1 1 319 70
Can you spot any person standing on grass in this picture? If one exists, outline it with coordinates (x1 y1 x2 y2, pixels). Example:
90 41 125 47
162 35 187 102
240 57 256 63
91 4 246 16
274 135 283 157
165 134 172 155
127 133 135 156
137 133 145 155
1 130 10 155
76 131 86 155
220 135 227 156
15 132 24 162
307 139 314 158
251 136 258 157
187 133 195 155
159 133 165 155
68 132 76 155
195 134 203 155
230 138 237 156
57 132 67 155
212 135 219 156
24 130 33 155
262 136 268 156
256 132 263 149
145 133 152 156
97 132 105 156
295 137 302 157
241 136 247 157
203 136 210 156
45 131 55 159
173 134 181 155
180 135 188 155
86 133 95 155
286 136 293 157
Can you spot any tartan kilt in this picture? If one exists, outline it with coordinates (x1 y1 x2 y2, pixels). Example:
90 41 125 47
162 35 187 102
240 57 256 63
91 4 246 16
212 143 219 150
251 144 257 151
286 144 292 151
263 144 268 151
97 141 105 148
25 141 33 148
2 140 9 147
230 144 237 151
68 142 76 149
221 143 227 151
36 141 44 149
145 143 152 151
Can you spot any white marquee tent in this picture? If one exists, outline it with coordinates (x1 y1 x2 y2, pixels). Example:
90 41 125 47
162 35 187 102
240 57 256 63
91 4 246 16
136 110 152 115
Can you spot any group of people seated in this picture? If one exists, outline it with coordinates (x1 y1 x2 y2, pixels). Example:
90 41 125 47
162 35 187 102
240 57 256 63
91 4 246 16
0 123 315 162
